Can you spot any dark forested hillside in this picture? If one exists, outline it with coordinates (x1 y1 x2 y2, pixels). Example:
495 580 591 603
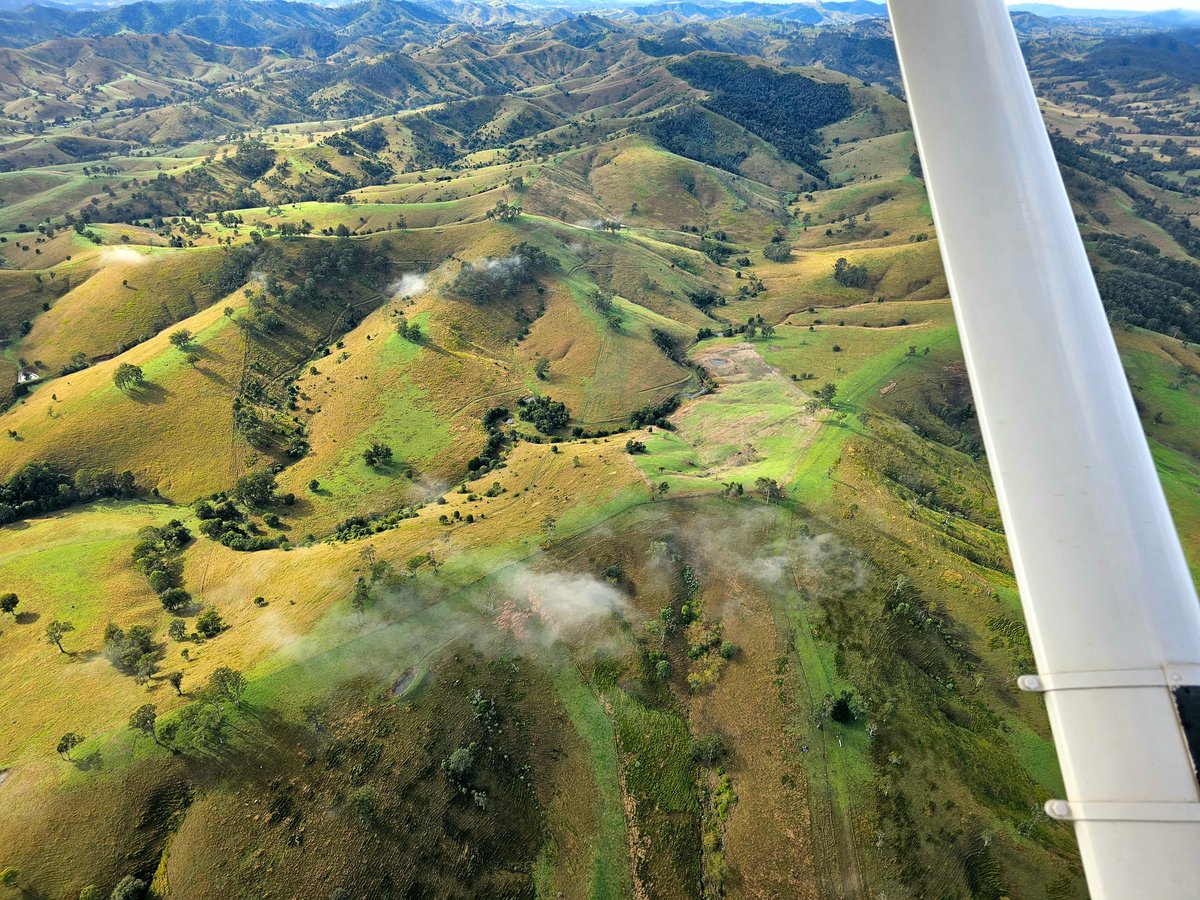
669 54 853 177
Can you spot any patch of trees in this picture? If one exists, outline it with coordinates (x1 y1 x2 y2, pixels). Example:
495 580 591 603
426 97 503 134
132 520 194 613
282 237 381 307
668 55 853 177
517 395 569 434
350 122 389 152
833 257 870 288
233 469 278 508
447 243 559 304
687 288 725 313
406 117 459 169
763 241 793 262
333 504 422 541
909 152 923 180
396 317 422 342
487 200 521 223
647 108 748 175
651 328 682 363
227 140 277 180
104 622 160 682
631 394 681 429
1090 234 1200 341
0 462 136 525
493 108 559 147
468 406 511 475
160 666 245 754
196 483 282 552
210 243 262 300
321 130 396 184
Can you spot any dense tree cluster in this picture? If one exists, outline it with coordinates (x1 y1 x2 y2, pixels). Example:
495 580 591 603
1089 234 1200 340
332 504 422 540
103 622 159 681
833 257 870 288
226 140 277 180
651 328 682 363
132 520 194 613
447 242 558 303
687 288 724 312
211 243 263 299
517 396 569 434
648 108 748 174
233 469 278 508
631 394 681 429
0 462 136 524
763 241 793 262
196 489 281 552
669 55 853 177
468 406 512 474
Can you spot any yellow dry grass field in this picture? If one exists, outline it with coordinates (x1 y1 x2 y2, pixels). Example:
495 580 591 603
0 297 252 499
17 246 223 372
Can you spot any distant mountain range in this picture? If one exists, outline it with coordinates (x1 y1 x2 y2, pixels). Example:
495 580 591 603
3 0 1200 50
1011 3 1200 23
0 0 891 47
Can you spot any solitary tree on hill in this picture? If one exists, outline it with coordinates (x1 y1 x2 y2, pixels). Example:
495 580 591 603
166 671 184 696
168 329 193 350
195 607 224 638
129 704 161 746
396 318 421 342
45 619 74 653
363 442 393 468
0 592 17 617
210 667 247 708
755 477 782 503
113 363 145 392
350 576 370 621
56 732 83 760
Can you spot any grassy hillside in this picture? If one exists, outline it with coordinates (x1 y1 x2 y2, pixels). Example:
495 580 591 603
3 13 1200 900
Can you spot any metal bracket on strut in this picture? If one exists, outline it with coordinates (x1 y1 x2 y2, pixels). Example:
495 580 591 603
1044 799 1200 823
1017 664 1200 694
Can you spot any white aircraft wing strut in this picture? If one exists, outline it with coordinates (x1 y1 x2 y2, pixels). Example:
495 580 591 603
887 1 1200 895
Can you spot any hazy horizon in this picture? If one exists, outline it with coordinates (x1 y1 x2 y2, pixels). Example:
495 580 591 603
1006 0 1200 9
